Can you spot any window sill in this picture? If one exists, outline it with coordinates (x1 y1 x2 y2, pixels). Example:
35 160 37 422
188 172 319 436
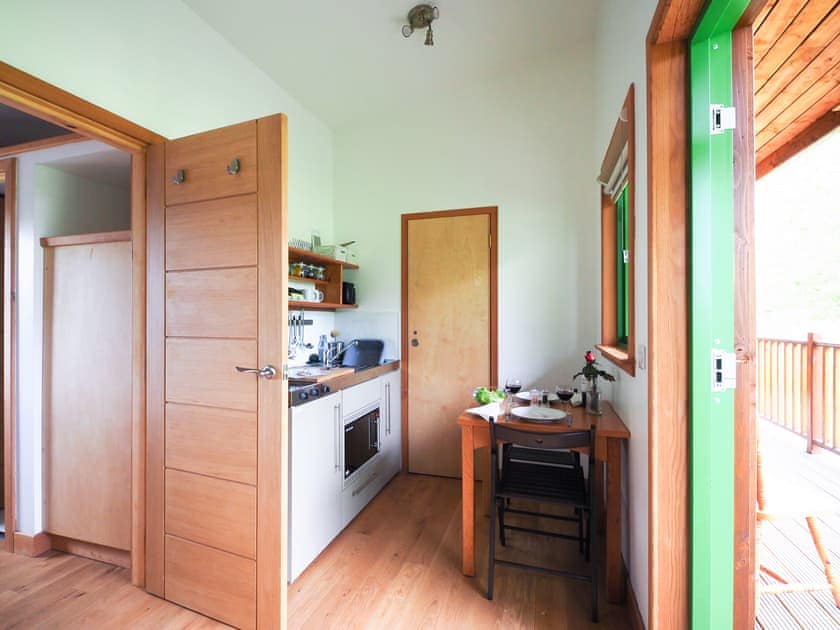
597 344 636 377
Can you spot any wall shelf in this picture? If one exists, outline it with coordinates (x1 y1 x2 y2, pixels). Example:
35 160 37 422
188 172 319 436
288 246 358 311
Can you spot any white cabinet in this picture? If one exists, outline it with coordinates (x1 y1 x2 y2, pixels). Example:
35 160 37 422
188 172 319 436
289 391 343 582
381 370 402 478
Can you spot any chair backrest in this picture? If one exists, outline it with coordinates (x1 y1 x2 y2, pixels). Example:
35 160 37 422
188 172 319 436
489 418 593 451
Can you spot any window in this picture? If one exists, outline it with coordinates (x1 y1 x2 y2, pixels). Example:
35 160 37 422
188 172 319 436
597 85 635 376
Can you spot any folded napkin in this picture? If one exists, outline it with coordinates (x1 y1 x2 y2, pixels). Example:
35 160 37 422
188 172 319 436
465 402 501 421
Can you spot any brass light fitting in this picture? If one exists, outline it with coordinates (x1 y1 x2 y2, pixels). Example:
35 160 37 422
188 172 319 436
401 4 439 46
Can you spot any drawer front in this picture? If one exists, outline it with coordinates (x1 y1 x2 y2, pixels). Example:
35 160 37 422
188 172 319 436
342 379 382 419
165 121 257 206
341 456 388 528
166 469 256 558
165 535 256 630
166 403 256 484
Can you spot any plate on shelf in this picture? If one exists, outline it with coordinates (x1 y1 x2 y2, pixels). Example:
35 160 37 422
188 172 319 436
510 406 568 423
515 391 559 402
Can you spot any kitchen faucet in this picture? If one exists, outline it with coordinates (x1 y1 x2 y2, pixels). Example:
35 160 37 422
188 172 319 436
326 339 358 368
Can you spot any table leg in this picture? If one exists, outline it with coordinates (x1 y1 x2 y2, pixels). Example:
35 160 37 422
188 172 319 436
461 425 475 576
606 438 625 603
481 446 491 517
594 458 606 534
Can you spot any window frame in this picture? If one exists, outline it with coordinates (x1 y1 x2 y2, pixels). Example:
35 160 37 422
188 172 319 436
597 84 636 376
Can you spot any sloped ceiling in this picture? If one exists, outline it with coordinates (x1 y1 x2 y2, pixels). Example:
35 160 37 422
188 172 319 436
184 0 599 129
0 103 72 147
753 0 840 175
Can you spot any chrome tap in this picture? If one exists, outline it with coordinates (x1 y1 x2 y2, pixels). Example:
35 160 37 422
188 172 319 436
326 339 358 368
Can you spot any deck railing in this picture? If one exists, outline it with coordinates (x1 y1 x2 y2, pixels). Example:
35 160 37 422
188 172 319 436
757 333 840 453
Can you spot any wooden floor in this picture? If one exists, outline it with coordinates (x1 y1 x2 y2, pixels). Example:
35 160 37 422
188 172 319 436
289 473 631 629
0 549 226 629
0 474 629 629
756 418 840 629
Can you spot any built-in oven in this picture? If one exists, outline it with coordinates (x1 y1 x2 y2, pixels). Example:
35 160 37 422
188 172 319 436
344 405 380 480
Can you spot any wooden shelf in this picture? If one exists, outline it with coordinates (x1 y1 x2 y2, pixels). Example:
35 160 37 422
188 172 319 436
289 246 359 270
288 301 358 311
288 275 329 286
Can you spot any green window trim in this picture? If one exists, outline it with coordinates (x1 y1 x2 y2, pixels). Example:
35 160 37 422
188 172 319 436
615 184 629 347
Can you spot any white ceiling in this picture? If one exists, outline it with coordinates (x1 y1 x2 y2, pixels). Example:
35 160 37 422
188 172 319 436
184 0 599 129
45 150 132 191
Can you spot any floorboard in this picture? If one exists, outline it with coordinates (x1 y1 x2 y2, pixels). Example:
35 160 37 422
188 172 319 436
757 419 840 628
288 473 631 629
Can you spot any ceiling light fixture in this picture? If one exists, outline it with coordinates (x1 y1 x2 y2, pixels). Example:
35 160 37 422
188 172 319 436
401 4 439 46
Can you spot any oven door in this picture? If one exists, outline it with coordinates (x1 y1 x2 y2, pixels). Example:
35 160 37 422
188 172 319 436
344 408 379 479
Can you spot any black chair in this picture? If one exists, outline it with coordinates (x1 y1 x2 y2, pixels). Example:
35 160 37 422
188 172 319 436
487 417 598 623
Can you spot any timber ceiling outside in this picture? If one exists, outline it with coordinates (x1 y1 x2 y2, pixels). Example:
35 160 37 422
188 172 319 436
753 0 840 175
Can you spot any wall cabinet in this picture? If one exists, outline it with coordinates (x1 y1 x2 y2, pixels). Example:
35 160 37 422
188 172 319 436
289 391 343 582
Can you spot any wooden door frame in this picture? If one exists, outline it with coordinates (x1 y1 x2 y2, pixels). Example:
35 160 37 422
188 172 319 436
1 157 16 552
646 2 764 627
0 61 165 585
400 206 498 473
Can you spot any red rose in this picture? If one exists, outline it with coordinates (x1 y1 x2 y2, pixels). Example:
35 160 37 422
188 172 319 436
585 350 596 363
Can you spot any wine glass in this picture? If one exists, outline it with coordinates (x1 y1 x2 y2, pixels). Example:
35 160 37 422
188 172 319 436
556 384 574 407
504 377 522 395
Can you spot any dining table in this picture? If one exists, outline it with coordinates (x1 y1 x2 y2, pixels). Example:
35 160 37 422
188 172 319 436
456 398 631 604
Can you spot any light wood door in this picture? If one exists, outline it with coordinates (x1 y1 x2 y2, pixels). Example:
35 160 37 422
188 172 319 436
43 235 132 550
404 210 496 477
146 116 287 630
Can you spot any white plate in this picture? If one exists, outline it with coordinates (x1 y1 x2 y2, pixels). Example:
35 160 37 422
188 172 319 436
515 391 559 402
510 406 569 423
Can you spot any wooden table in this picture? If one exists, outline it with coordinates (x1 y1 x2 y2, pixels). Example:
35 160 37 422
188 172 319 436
457 401 631 603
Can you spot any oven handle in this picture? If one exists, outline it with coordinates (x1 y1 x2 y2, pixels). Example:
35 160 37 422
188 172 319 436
334 402 341 472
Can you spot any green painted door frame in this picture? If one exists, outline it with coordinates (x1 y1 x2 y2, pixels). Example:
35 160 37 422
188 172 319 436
689 1 748 628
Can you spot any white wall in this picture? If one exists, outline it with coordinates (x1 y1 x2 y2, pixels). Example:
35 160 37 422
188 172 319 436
13 140 130 533
593 1 659 625
1 0 334 244
333 52 600 388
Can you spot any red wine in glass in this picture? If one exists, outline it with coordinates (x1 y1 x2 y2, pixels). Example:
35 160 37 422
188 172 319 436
556 385 574 403
505 378 522 395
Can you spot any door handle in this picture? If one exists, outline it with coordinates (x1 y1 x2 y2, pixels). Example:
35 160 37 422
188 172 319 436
334 404 341 472
235 365 277 379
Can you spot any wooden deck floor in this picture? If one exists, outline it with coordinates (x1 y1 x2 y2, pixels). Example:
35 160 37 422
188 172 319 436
756 418 840 629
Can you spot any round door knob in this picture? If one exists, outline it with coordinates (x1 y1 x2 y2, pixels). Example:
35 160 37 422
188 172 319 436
411 338 419 347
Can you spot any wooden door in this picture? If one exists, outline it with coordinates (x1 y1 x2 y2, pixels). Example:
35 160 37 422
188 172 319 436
146 116 287 629
43 233 132 552
403 208 497 477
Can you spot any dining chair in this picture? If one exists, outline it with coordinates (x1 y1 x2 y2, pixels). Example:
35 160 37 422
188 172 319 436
487 417 598 622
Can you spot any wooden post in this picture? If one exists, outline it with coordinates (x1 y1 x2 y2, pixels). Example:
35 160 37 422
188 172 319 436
806 332 816 454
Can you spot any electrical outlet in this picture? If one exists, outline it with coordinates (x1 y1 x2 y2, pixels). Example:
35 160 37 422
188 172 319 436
637 344 647 370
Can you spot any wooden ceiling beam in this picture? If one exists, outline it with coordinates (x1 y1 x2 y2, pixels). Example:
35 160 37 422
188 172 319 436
0 133 86 160
756 109 840 178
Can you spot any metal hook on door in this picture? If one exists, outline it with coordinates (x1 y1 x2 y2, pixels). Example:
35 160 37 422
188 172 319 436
171 169 185 185
227 157 241 175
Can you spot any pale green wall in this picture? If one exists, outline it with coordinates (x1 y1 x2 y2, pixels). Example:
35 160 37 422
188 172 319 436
333 52 600 394
0 0 334 242
593 0 660 625
36 166 130 237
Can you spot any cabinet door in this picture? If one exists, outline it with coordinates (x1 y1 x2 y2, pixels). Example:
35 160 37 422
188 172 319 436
289 393 343 581
382 371 402 475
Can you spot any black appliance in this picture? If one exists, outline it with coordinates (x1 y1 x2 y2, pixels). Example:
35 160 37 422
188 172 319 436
340 339 384 369
344 406 379 479
342 281 356 305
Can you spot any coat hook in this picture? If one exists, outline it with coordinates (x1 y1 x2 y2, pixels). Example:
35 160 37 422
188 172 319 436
227 157 241 175
171 169 185 185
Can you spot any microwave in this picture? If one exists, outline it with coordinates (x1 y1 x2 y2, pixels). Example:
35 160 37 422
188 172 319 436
344 406 379 480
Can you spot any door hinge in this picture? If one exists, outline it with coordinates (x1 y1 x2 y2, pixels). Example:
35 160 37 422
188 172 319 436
710 104 736 135
711 349 736 392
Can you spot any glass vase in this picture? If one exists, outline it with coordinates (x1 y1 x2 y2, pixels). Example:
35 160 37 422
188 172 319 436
586 380 602 415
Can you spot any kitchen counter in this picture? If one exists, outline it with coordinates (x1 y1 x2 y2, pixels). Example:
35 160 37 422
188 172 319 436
287 360 400 406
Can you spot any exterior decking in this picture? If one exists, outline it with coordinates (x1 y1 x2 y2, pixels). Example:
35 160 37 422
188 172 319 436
756 418 840 629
